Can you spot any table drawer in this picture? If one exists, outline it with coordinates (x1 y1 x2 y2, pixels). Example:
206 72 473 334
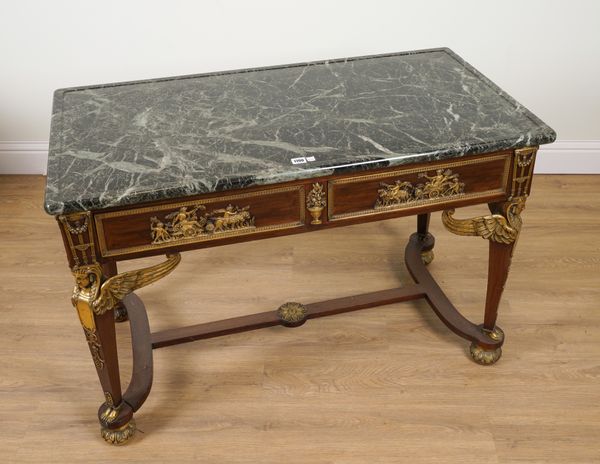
328 152 511 221
95 185 305 258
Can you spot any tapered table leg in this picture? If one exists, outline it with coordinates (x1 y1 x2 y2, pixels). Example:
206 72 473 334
70 254 180 443
483 241 514 331
71 264 136 444
58 211 181 444
441 196 527 364
468 240 515 364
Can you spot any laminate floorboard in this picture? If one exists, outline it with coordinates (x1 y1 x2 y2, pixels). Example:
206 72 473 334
0 175 598 463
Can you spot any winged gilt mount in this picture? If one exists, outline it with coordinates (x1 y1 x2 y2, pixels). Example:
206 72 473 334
441 197 526 244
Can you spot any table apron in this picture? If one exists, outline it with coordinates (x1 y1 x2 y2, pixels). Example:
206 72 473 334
92 151 513 261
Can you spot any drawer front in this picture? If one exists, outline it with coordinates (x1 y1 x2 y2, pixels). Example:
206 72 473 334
328 153 511 221
95 185 305 257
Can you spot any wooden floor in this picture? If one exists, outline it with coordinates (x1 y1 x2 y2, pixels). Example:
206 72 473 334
1 175 599 463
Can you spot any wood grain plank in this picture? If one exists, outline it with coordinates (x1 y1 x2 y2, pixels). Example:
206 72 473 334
1 174 599 463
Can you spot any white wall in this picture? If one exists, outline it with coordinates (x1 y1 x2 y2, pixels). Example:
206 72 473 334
1 0 599 173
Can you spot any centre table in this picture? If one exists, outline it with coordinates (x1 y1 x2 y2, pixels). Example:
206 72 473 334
44 48 556 444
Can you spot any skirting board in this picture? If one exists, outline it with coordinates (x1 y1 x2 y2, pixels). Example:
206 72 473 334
535 140 600 174
0 142 49 175
0 140 599 175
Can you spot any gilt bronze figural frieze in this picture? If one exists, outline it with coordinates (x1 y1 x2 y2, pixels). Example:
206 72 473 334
375 169 465 208
151 204 255 244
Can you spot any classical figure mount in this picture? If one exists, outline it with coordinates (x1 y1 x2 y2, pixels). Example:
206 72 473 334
375 169 465 208
72 253 182 318
68 252 181 445
151 204 255 244
71 252 181 377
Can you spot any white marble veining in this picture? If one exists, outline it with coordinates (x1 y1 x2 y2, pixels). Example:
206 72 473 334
45 48 556 215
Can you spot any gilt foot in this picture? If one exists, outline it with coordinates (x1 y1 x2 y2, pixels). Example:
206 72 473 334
101 419 136 445
470 327 504 365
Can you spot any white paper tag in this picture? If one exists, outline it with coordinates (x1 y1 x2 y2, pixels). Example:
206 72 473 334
291 156 316 165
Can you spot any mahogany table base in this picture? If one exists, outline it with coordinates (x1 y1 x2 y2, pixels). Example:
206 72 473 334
61 146 539 445
105 222 507 444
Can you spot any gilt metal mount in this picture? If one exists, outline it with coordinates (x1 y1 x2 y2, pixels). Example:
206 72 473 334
72 253 181 317
375 168 465 208
441 197 526 244
306 183 326 225
151 204 255 244
277 302 308 326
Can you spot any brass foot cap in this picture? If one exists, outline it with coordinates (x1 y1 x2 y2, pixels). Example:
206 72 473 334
470 343 502 365
101 419 136 445
420 250 434 265
482 326 504 342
